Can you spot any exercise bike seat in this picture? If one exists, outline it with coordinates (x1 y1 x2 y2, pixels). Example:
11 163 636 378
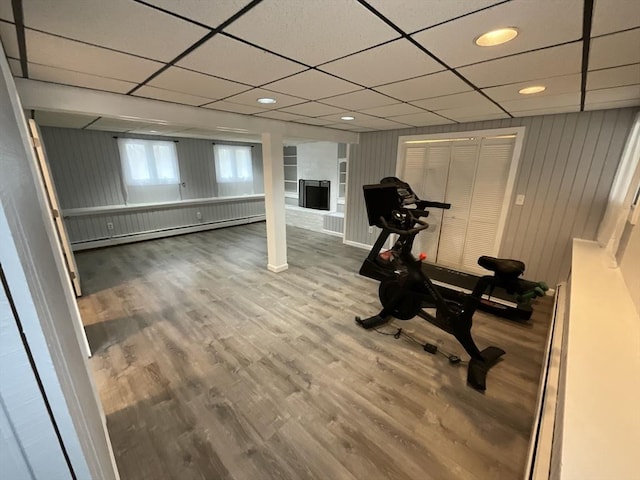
478 256 525 278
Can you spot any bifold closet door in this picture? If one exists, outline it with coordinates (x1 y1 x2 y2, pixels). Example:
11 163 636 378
401 136 516 273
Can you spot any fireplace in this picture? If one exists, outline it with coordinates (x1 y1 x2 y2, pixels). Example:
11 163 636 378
299 179 330 210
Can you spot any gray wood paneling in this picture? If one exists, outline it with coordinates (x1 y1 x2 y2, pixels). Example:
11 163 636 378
64 198 266 244
40 127 265 208
40 127 267 245
345 108 639 285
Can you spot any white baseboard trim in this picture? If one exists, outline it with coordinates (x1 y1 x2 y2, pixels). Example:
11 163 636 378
267 263 289 273
343 239 372 250
71 215 265 251
322 229 344 238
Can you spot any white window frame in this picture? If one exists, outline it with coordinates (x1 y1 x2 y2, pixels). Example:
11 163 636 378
213 144 254 184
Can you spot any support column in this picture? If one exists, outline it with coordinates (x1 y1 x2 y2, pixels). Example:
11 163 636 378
262 132 288 272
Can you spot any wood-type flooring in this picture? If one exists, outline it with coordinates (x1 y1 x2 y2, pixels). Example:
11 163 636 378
77 223 553 480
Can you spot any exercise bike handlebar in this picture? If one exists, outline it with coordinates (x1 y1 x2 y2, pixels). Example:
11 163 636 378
378 213 430 236
418 200 451 210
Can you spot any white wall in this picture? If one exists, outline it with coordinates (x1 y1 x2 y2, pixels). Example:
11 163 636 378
297 141 339 212
0 43 118 479
618 221 640 314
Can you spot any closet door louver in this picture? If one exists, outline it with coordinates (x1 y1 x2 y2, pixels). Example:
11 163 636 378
437 140 480 267
462 138 515 273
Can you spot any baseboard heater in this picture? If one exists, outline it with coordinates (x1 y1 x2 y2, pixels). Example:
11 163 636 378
524 282 566 479
71 215 265 251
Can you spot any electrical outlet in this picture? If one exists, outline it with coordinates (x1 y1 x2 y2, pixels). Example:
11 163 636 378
196 211 202 220
515 194 525 206
368 226 374 233
106 222 114 230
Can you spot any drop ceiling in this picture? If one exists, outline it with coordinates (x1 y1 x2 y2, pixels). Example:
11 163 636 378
0 0 638 137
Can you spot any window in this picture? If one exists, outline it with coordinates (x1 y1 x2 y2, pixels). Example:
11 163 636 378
117 138 181 204
214 144 255 196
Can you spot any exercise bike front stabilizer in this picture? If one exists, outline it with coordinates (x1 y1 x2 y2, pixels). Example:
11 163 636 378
355 178 512 391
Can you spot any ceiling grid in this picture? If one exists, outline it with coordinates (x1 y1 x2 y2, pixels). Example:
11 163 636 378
0 0 637 139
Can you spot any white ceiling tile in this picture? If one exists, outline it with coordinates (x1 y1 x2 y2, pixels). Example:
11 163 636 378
359 103 425 117
586 84 640 105
23 0 208 62
291 117 333 126
354 117 413 130
500 92 581 114
454 112 511 123
365 0 500 34
143 0 252 29
202 100 267 115
584 98 640 111
324 123 361 131
483 74 582 101
264 69 361 100
149 67 249 100
591 0 640 36
132 85 214 106
223 88 306 109
0 3 13 21
386 111 454 127
0 21 19 58
178 34 306 86
410 91 493 110
28 63 137 93
321 89 397 111
374 70 471 102
34 110 98 128
435 102 505 122
319 39 443 87
510 104 581 117
87 117 150 132
224 0 399 66
587 64 640 90
457 43 583 88
318 112 410 130
589 29 640 70
279 102 345 117
8 58 22 76
253 111 307 122
412 0 583 68
26 30 163 83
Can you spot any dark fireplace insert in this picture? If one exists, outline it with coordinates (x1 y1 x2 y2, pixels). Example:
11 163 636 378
299 179 330 210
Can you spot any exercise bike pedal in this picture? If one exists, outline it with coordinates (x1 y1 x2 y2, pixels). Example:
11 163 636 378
355 315 389 329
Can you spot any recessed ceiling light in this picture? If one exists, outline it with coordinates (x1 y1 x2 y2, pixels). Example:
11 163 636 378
474 27 518 47
341 116 355 121
257 97 276 104
519 85 546 95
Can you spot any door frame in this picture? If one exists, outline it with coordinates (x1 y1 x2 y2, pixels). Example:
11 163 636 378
395 126 526 262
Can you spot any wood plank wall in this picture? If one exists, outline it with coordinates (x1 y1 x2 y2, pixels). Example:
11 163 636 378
40 127 266 244
345 108 639 286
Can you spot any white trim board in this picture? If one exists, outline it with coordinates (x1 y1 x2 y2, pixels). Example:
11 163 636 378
63 194 265 217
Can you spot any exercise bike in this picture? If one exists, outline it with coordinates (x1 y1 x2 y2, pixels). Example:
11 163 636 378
355 178 531 391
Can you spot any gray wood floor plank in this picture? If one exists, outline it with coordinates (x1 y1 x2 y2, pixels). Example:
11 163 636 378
77 223 552 480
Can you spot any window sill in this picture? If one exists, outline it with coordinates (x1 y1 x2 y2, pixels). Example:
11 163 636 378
63 194 265 217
